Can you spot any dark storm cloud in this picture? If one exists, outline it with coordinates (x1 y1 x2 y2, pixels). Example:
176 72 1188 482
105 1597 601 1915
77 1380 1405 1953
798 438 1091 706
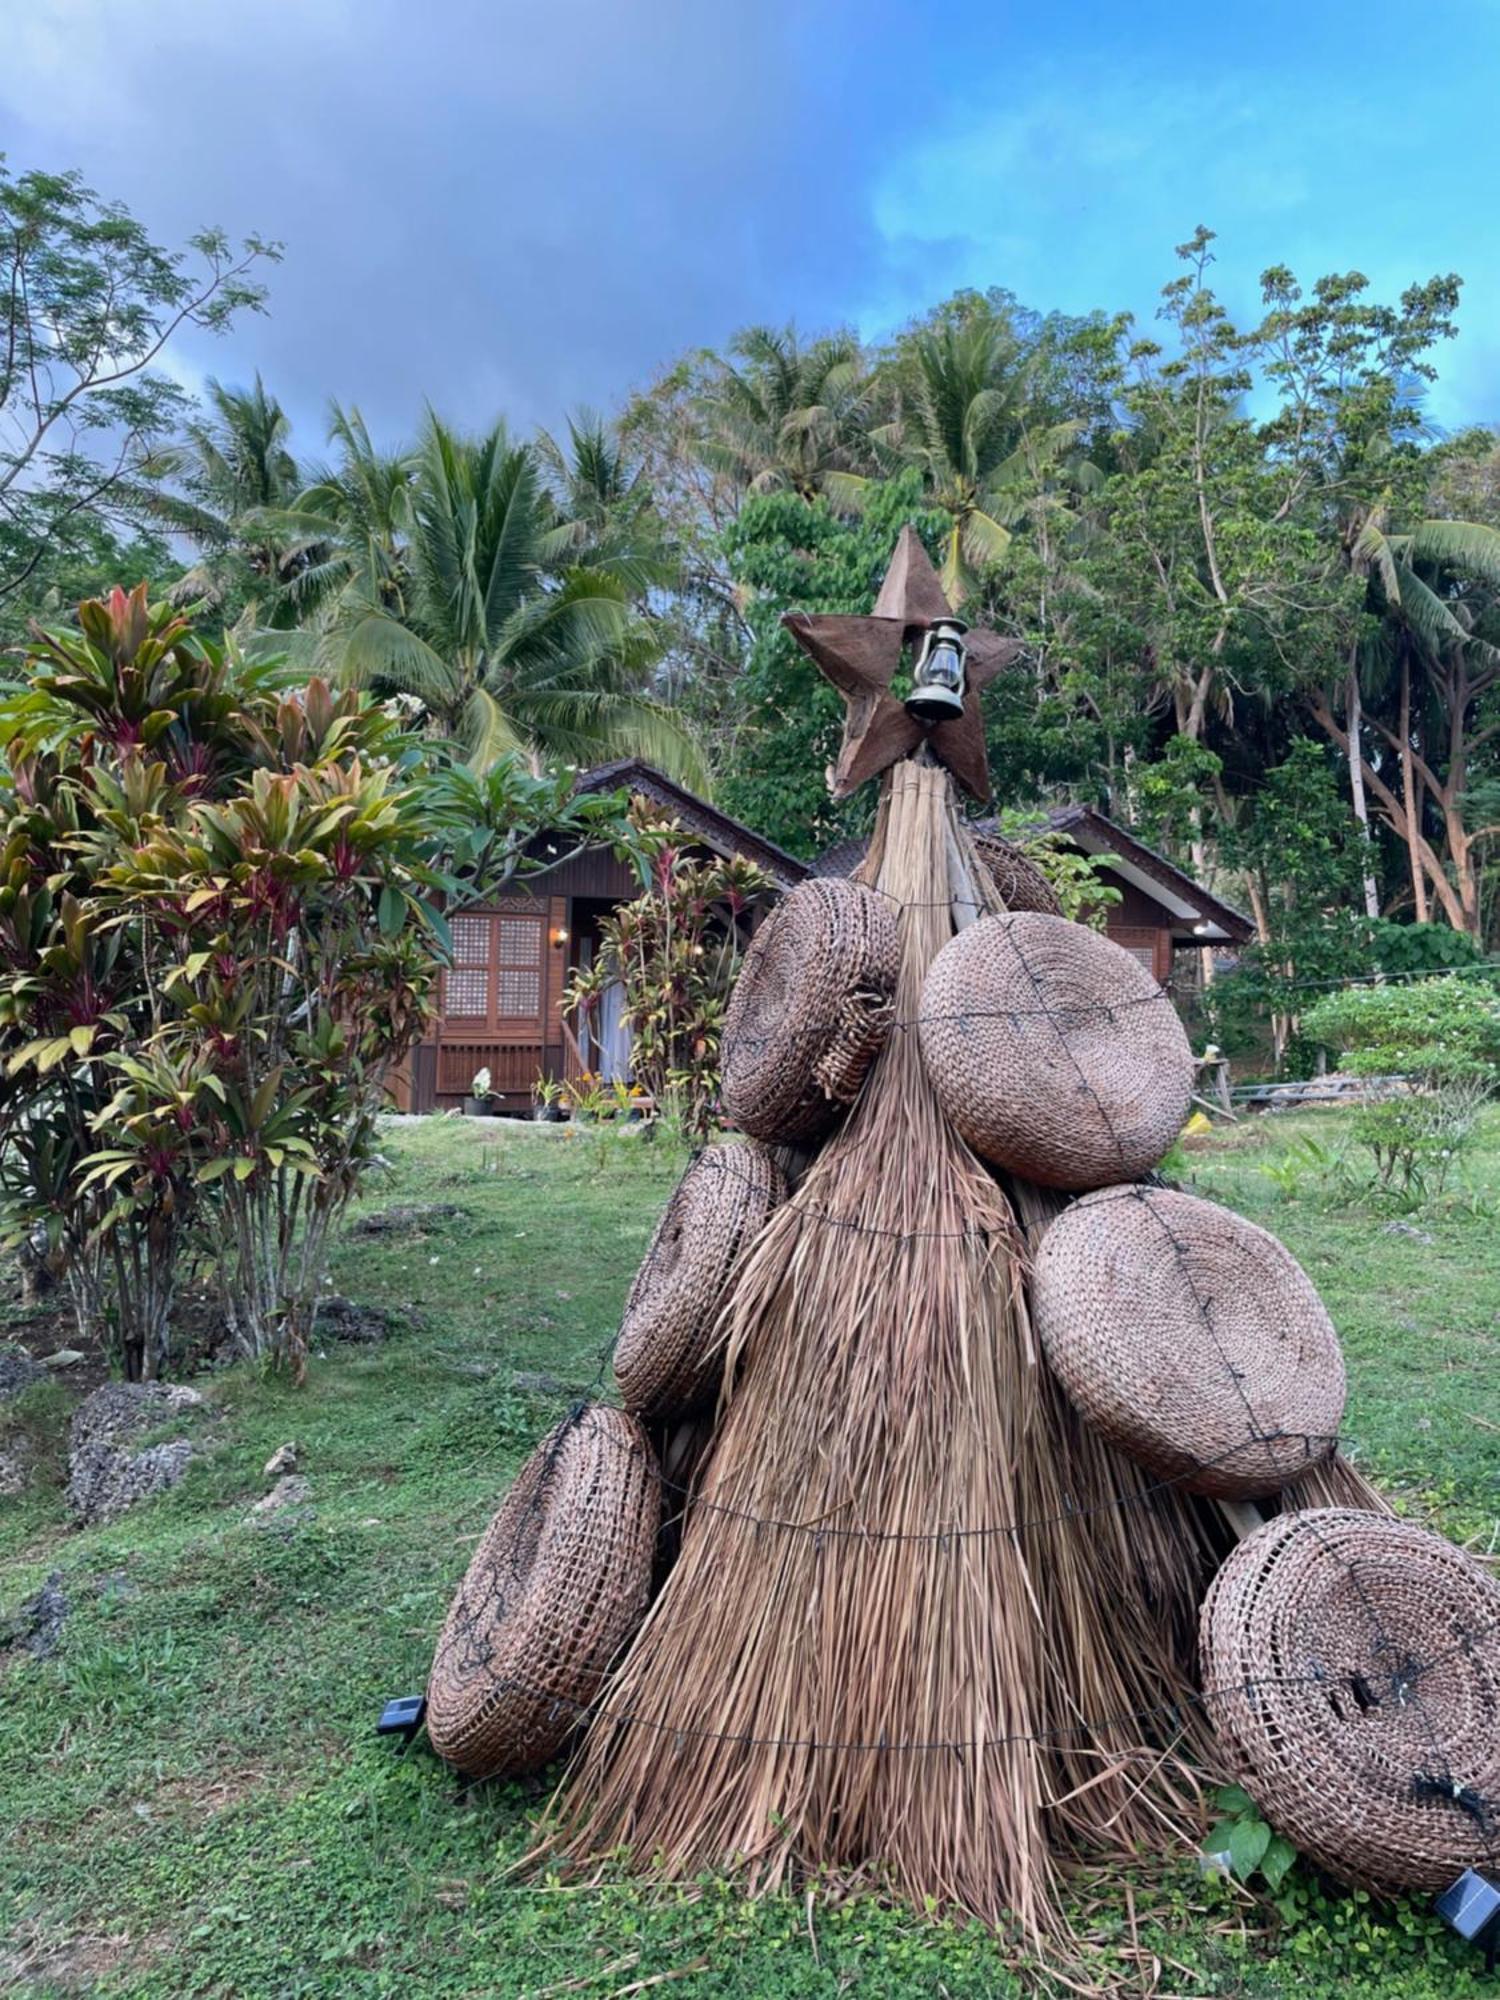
2 0 944 449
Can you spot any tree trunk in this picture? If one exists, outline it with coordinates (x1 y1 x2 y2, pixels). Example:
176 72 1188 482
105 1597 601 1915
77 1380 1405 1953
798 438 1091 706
1344 659 1381 920
1399 652 1429 923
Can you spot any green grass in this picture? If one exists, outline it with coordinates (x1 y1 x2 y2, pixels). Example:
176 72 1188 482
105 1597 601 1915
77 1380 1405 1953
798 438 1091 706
1 1110 1497 1998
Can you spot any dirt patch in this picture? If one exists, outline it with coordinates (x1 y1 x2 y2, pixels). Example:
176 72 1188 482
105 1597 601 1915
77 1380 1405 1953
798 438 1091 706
0 1926 170 1992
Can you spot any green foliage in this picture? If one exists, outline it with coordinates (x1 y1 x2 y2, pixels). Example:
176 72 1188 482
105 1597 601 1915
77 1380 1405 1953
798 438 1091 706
1203 1783 1299 1892
1301 975 1500 1086
0 159 276 620
0 588 638 1380
1347 1084 1490 1203
1369 920 1484 975
993 809 1121 926
565 799 770 1138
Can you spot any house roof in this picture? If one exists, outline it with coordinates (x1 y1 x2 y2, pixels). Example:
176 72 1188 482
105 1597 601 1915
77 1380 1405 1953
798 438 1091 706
570 760 811 891
1034 805 1253 944
812 803 1253 945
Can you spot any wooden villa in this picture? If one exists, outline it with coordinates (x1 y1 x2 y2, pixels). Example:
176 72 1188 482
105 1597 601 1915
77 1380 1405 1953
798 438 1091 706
393 769 1252 1115
393 761 806 1115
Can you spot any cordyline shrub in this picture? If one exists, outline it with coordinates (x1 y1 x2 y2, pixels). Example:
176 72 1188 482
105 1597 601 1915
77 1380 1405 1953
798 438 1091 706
564 800 770 1140
0 586 635 1380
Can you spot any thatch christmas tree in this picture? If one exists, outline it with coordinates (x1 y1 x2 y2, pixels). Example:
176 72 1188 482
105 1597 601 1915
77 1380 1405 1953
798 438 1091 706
427 532 1500 1944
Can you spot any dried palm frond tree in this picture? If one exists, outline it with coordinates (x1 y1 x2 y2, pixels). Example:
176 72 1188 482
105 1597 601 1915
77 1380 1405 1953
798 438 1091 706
537 532 1385 1945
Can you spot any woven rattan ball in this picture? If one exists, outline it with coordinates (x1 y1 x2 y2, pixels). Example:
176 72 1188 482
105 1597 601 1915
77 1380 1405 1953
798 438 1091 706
1201 1509 1500 1893
427 1407 659 1779
1032 1187 1345 1498
721 879 899 1143
971 832 1062 917
614 1142 785 1422
917 912 1192 1188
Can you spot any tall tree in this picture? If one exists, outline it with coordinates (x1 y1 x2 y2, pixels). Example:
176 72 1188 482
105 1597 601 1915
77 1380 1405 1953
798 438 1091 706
268 402 414 630
695 325 871 503
850 305 1083 604
0 161 275 611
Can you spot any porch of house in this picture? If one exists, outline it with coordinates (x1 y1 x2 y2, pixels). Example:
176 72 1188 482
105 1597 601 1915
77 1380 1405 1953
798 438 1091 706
397 864 643 1116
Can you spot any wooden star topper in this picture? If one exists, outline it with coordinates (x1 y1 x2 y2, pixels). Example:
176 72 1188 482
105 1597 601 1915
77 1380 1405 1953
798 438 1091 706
781 527 1020 802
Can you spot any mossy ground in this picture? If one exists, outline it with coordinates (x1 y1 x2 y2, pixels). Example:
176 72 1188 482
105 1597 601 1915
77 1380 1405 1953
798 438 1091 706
2 1110 1497 1997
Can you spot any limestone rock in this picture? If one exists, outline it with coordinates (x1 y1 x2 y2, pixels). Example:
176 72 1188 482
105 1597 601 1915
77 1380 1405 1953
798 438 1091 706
2 1570 69 1656
0 1346 44 1402
349 1202 462 1236
313 1295 392 1344
249 1474 311 1520
263 1441 300 1478
42 1348 86 1371
66 1382 206 1526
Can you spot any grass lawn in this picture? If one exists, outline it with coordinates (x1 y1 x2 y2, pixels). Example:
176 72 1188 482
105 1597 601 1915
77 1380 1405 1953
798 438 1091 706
2 1109 1498 1998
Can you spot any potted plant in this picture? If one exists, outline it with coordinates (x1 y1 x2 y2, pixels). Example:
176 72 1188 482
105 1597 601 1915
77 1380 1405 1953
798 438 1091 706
463 1066 499 1117
532 1073 565 1123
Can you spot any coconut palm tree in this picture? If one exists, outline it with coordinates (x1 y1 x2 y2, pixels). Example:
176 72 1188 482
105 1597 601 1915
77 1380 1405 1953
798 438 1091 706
695 325 872 502
317 413 705 782
269 402 415 628
134 375 306 614
850 316 1084 605
535 407 678 597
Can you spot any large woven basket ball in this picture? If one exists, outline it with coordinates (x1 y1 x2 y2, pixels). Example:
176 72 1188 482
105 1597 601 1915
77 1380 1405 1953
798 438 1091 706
614 1142 785 1422
970 831 1062 917
1032 1187 1345 1499
427 1407 659 1779
721 879 899 1143
918 912 1192 1188
1201 1509 1500 1893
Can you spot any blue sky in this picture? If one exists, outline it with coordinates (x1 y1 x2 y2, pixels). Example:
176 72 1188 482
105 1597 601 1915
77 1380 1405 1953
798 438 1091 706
4 0 1498 450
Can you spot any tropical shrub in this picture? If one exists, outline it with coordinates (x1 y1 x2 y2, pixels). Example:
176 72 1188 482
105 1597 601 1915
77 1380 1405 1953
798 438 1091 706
1300 975 1500 1089
0 588 636 1379
564 802 769 1140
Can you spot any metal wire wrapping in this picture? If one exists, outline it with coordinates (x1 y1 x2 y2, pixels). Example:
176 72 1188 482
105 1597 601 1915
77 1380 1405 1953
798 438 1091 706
917 911 1194 1188
1032 1185 1346 1499
720 878 899 1142
427 1407 660 1779
970 831 1063 916
1200 1508 1500 1892
614 1143 786 1422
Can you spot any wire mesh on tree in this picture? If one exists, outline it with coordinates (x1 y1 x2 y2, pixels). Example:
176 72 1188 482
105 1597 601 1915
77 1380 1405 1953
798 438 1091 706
1032 1185 1346 1499
918 911 1193 1189
614 1141 786 1423
1201 1508 1500 1892
427 1406 660 1779
720 878 899 1143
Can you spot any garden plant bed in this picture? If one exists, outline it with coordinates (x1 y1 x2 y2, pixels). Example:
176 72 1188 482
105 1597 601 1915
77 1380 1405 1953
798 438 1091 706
1 1110 1498 1997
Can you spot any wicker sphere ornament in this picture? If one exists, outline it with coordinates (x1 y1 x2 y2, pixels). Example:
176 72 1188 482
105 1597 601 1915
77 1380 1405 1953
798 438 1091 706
614 1143 786 1422
970 832 1062 917
1201 1509 1500 1893
1032 1186 1345 1499
721 878 899 1143
917 912 1193 1189
427 1407 660 1779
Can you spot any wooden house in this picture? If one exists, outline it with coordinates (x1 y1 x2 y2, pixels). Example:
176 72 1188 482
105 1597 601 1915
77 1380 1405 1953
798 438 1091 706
395 771 1251 1115
394 761 806 1114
